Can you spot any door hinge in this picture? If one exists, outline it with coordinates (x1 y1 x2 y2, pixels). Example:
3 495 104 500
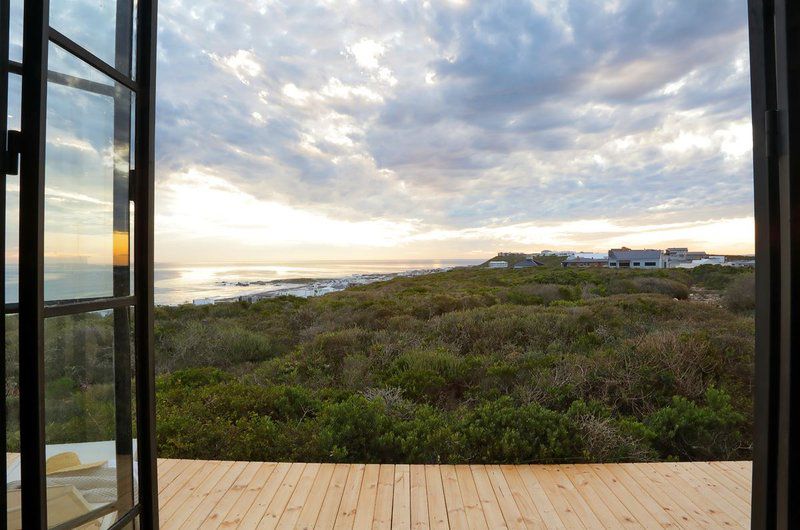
4 130 21 175
765 109 779 159
129 168 136 201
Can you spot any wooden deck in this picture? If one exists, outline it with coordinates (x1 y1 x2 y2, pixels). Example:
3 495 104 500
156 460 751 528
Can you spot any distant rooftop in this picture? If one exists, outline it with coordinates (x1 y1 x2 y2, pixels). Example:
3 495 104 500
608 249 663 261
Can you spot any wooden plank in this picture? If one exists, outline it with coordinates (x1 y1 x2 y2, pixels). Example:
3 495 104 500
199 461 264 528
469 465 507 530
454 465 488 530
334 463 366 530
276 463 321 529
515 466 565 529
695 462 751 504
588 463 668 528
561 464 630 528
527 465 587 529
236 462 292 528
146 460 757 530
409 464 430 530
157 459 196 496
353 464 381 529
709 461 752 489
650 463 745 528
628 463 716 527
393 464 412 530
159 460 225 523
499 465 547 529
681 463 752 519
218 462 278 527
373 464 396 530
668 463 749 523
619 463 707 527
295 463 336 530
565 464 642 528
315 463 351 529
159 462 235 529
158 459 204 503
425 465 450 530
600 463 679 528
485 465 526 530
156 458 179 478
720 461 753 482
257 463 307 529
440 465 469 530
178 460 248 529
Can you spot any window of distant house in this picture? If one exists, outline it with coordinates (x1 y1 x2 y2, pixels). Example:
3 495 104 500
633 262 640 266
645 262 656 266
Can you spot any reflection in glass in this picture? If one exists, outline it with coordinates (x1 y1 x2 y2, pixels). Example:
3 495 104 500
5 315 19 529
44 45 133 302
49 44 115 91
5 74 20 305
49 0 134 76
9 0 22 62
27 309 136 529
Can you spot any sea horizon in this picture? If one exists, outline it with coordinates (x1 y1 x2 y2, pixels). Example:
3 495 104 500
5 258 485 306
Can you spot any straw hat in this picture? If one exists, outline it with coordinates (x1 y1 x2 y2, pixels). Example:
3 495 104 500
45 452 107 475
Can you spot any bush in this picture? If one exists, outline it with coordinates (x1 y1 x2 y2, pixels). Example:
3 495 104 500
383 348 471 402
724 273 755 312
311 395 399 461
458 397 577 463
608 277 689 299
646 387 746 460
127 265 756 464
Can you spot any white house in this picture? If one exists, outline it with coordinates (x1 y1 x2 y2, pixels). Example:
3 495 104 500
674 256 726 269
607 248 664 268
488 260 509 269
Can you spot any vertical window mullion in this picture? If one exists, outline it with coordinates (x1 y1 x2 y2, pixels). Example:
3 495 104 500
133 0 159 524
18 0 49 526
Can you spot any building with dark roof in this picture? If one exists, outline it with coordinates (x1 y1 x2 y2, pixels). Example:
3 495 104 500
607 248 664 268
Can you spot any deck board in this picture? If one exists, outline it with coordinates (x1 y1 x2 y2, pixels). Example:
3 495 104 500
147 459 751 528
409 465 430 530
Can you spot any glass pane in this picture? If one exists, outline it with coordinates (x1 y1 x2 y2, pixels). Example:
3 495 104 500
42 309 135 529
49 44 115 91
49 0 135 76
6 74 20 305
9 0 22 62
5 314 19 530
5 75 21 530
44 44 133 302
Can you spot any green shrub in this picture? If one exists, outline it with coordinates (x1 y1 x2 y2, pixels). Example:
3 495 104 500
311 395 399 461
134 265 755 463
646 387 746 460
724 273 755 312
458 397 577 463
383 348 470 402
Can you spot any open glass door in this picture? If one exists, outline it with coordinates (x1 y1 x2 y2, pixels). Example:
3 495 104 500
5 0 158 527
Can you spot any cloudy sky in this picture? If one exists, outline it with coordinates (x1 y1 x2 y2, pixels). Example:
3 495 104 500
153 0 754 262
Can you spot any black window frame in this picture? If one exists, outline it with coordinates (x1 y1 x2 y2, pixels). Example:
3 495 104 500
748 0 800 527
2 0 160 527
0 0 794 528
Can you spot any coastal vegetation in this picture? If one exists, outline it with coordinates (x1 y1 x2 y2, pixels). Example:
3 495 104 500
5 263 755 464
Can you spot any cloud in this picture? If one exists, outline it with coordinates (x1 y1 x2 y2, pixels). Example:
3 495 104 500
150 0 754 261
205 49 262 85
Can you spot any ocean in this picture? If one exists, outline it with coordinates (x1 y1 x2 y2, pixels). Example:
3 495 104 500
6 259 484 306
